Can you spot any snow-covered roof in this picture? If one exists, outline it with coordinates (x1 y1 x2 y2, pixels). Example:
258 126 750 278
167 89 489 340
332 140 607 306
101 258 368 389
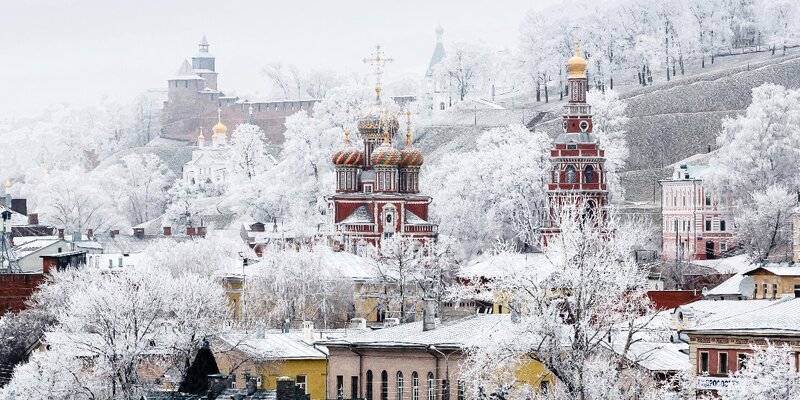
674 299 776 330
170 59 204 81
688 297 800 334
0 204 28 226
404 209 430 225
217 332 327 360
12 235 59 246
322 314 510 349
691 254 751 274
608 340 687 372
663 151 717 181
450 97 505 111
706 273 747 296
459 252 556 281
743 265 800 276
225 246 377 281
341 206 373 225
425 40 445 77
11 238 65 260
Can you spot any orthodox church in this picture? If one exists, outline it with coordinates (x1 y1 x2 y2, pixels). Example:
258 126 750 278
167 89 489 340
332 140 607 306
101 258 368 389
424 25 449 112
542 42 609 240
327 48 438 252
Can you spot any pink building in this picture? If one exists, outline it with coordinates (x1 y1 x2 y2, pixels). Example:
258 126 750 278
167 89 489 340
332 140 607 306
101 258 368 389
660 153 735 261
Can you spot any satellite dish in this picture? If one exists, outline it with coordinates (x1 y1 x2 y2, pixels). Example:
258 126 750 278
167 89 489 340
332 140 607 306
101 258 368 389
739 276 755 298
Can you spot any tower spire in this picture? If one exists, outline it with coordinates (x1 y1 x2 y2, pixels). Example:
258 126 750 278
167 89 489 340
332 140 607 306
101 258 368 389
199 34 209 53
344 108 352 146
363 44 393 104
404 109 413 147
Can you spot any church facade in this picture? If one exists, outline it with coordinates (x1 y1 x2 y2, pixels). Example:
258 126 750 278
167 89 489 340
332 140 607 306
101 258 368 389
326 49 437 252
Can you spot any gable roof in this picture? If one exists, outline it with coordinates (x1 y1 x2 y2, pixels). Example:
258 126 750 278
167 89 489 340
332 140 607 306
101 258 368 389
341 205 373 224
217 332 327 360
743 265 800 277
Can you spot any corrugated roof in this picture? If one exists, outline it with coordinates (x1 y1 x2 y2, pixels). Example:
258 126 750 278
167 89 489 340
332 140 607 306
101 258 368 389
608 340 688 372
11 238 64 260
218 332 327 360
689 298 800 334
744 265 800 276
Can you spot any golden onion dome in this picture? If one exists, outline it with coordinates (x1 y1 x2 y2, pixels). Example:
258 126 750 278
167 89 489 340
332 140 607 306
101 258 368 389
211 108 228 137
212 121 227 135
566 40 587 78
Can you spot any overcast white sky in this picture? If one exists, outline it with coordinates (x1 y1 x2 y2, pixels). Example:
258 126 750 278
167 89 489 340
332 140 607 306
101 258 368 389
1 0 572 116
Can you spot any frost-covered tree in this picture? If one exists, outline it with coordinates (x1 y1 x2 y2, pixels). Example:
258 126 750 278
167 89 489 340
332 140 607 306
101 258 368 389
425 125 551 256
227 85 375 236
228 123 271 181
588 89 630 203
243 243 354 329
719 342 800 399
34 168 122 233
104 153 175 226
433 42 490 102
2 263 227 400
456 204 657 400
708 84 800 261
736 185 796 262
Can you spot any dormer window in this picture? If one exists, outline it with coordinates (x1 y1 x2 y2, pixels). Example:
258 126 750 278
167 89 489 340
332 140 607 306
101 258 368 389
364 184 373 193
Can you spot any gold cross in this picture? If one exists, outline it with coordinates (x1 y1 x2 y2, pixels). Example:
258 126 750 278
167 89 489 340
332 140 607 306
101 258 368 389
363 44 393 102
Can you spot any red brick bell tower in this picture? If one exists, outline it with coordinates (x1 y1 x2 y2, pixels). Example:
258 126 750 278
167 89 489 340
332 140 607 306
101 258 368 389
542 41 609 242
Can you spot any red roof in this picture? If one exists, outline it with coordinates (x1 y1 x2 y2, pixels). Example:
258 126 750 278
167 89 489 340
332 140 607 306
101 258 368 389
647 290 701 310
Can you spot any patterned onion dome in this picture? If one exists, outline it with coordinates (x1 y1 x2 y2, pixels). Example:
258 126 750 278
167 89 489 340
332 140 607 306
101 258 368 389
358 105 400 136
331 147 364 166
370 142 402 167
399 147 424 167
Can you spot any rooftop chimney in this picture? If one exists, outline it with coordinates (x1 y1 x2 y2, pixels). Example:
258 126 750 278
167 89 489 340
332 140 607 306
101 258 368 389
302 321 315 344
57 228 64 239
133 228 145 239
197 226 207 237
423 298 437 331
186 227 196 236
163 226 172 236
110 229 119 238
10 198 27 216
27 213 38 225
86 229 93 240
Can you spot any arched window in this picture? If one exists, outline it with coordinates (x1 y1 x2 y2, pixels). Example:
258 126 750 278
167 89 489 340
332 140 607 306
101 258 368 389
412 372 419 400
439 102 446 110
397 372 405 400
427 373 435 400
366 370 374 400
565 165 577 183
584 165 595 183
381 371 388 400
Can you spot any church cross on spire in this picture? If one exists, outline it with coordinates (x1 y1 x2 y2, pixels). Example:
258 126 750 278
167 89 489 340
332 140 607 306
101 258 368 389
363 44 393 103
404 109 414 147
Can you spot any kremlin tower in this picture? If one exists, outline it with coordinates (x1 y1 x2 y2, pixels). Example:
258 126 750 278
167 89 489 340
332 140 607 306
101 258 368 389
327 46 437 252
542 41 609 240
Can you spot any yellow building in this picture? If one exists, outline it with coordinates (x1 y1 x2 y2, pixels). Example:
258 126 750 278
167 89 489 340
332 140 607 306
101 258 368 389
213 328 328 400
744 265 800 299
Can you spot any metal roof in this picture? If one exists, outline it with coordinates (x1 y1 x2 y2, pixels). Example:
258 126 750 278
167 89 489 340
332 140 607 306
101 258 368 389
217 332 327 360
322 314 510 350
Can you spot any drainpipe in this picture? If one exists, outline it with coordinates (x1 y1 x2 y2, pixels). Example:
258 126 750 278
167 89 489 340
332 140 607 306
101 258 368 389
349 345 364 399
426 346 441 400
